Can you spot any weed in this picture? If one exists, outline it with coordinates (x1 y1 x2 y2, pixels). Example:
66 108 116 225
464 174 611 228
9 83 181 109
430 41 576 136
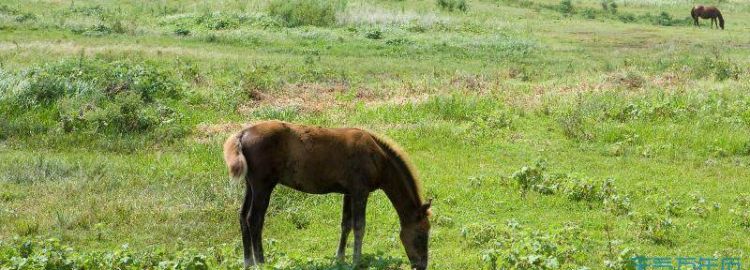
461 223 501 247
603 224 635 270
481 222 587 269
511 163 633 216
13 219 40 236
688 192 712 218
558 110 594 141
736 193 750 207
69 5 108 17
239 64 279 100
252 106 300 121
634 213 676 244
604 193 633 216
610 70 645 90
511 159 547 196
731 194 750 229
662 198 684 217
562 176 599 203
385 38 413 46
731 209 750 229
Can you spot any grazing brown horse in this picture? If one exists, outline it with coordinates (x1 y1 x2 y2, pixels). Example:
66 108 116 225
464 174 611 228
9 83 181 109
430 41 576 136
691 5 724 29
223 120 432 269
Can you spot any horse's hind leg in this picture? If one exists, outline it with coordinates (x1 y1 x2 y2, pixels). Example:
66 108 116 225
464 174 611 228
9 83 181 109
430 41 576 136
240 185 255 268
351 192 370 265
336 195 353 261
248 183 276 264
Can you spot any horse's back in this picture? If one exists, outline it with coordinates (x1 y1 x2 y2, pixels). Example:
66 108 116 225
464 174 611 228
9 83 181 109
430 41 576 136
693 5 720 15
241 121 384 194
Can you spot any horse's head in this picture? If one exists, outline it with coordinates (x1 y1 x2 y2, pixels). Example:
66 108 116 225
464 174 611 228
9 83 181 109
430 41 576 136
401 200 432 270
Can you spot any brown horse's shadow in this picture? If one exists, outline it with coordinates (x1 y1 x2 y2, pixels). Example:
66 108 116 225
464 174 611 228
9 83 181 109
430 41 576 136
272 252 406 270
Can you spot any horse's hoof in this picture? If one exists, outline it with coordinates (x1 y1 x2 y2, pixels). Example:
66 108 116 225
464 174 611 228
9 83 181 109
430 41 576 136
244 258 256 269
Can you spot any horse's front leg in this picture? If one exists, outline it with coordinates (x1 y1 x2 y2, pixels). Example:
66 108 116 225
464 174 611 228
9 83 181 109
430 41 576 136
336 194 353 261
240 186 255 268
351 192 370 265
248 184 275 265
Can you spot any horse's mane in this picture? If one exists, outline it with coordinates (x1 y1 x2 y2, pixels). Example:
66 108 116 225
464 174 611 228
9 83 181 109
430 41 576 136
367 130 425 205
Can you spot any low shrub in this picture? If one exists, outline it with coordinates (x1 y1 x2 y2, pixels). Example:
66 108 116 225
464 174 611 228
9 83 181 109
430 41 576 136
174 27 191 36
365 29 383 40
268 0 347 27
600 0 617 14
195 12 239 30
558 0 574 16
711 58 742 81
0 58 186 141
14 12 36 23
618 13 636 23
437 0 469 12
581 8 596 19
643 11 691 26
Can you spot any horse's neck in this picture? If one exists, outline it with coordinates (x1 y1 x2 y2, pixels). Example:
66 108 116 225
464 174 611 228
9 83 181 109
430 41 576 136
380 161 421 226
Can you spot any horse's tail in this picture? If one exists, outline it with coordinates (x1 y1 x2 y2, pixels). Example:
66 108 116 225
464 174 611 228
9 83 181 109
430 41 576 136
223 131 247 181
717 11 724 29
690 7 696 19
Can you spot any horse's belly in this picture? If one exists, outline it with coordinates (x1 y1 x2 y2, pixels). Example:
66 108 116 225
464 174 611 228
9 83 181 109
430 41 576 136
279 175 347 194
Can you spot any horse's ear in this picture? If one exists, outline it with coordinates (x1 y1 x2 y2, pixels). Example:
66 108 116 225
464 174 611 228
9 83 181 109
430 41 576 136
419 199 433 218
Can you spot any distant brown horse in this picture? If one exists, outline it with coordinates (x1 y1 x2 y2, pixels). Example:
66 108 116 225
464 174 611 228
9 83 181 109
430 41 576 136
691 5 724 29
223 121 432 270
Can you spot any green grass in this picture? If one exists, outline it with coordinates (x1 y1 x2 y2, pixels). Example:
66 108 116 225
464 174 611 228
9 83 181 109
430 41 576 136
1 0 750 269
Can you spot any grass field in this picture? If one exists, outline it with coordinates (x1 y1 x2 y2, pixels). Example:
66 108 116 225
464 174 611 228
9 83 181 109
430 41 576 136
1 0 749 269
